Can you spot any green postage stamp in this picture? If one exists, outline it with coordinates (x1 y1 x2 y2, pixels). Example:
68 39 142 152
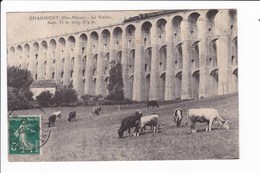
9 115 41 154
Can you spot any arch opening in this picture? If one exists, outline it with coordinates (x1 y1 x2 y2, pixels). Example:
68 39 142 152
50 39 57 49
10 47 15 55
159 73 166 100
231 68 238 93
208 39 218 67
58 37 66 47
175 72 182 99
33 42 39 51
79 33 88 42
187 13 200 40
101 29 110 52
206 10 219 36
191 70 200 99
174 44 183 70
141 22 152 46
117 51 122 63
145 74 150 101
129 49 135 74
191 42 200 69
156 18 167 44
172 16 183 42
125 25 135 48
24 44 30 52
104 53 110 75
159 45 167 72
113 27 123 50
229 10 237 35
144 48 152 73
231 37 238 65
90 32 99 52
17 45 22 52
41 40 48 50
68 36 76 46
129 75 134 100
209 69 219 96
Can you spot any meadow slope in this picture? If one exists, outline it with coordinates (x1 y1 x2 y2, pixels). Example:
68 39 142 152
9 93 239 161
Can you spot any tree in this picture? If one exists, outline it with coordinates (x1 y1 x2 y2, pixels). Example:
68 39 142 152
36 91 53 107
52 89 64 106
7 66 34 110
106 60 124 101
63 88 78 106
52 88 78 106
8 66 33 89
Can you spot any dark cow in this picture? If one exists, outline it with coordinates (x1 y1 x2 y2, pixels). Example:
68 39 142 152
68 111 76 122
118 110 143 138
173 108 183 127
47 115 56 127
147 101 159 110
92 106 102 116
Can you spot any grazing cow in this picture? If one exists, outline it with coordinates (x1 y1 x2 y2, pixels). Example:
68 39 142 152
187 108 230 133
147 101 159 110
52 111 62 119
47 115 56 127
139 113 159 133
68 111 76 122
118 110 143 138
173 108 183 127
92 106 102 116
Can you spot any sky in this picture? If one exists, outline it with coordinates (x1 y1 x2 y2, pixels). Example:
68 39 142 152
7 10 154 46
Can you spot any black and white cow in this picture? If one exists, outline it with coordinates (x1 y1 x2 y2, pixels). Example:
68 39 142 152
173 108 183 127
47 115 56 127
52 111 62 119
92 106 102 116
118 110 142 138
68 111 76 122
187 108 230 133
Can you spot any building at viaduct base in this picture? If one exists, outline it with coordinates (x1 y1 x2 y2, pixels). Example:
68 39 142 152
7 9 238 101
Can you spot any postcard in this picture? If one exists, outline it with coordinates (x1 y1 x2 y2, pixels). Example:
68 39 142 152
2 1 260 173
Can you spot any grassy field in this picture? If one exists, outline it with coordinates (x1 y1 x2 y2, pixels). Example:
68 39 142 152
9 93 239 161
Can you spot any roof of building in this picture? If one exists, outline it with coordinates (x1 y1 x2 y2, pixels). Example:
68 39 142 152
30 80 57 88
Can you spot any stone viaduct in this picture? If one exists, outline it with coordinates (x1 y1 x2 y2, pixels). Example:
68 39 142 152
7 9 238 101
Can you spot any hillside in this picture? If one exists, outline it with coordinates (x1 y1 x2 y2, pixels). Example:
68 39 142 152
9 93 239 161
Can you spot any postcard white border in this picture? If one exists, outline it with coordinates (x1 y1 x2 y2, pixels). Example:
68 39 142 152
2 1 260 173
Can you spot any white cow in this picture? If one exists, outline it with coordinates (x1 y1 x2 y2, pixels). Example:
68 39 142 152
139 113 159 133
52 111 62 119
187 108 229 133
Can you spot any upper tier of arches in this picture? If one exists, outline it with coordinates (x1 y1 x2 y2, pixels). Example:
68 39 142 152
8 9 237 55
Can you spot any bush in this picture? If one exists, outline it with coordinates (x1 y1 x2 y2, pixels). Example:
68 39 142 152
52 89 64 106
52 88 78 106
101 98 133 105
63 88 78 106
81 94 103 105
36 91 53 107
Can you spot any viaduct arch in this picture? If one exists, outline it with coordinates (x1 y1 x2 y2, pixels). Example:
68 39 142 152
7 9 238 101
